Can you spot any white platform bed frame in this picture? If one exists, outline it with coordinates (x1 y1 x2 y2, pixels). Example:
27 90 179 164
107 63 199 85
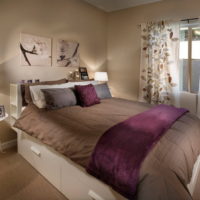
13 83 200 200
17 130 125 200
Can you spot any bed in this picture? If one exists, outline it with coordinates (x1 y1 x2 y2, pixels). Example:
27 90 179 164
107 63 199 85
14 81 200 200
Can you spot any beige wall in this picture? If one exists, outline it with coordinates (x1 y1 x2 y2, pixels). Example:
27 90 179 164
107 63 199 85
0 0 107 142
107 0 200 100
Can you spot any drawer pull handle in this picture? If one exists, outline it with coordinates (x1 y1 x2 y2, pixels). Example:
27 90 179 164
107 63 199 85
30 146 41 157
88 190 105 200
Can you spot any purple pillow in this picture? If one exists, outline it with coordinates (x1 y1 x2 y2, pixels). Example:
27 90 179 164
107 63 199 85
75 84 100 107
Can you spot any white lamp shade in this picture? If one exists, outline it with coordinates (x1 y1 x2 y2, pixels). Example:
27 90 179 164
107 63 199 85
94 72 108 82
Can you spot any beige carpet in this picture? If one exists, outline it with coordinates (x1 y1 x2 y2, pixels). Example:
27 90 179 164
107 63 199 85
0 148 199 200
0 147 68 200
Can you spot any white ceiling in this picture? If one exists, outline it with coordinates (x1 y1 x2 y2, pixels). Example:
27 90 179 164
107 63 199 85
83 0 163 12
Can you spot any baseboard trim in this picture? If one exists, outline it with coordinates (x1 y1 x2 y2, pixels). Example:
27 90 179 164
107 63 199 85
1 139 17 150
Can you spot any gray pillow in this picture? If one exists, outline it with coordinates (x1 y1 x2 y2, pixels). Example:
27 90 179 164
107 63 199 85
94 83 112 99
42 88 77 110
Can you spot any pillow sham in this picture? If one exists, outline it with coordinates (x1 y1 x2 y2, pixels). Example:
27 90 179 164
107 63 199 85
30 81 99 109
94 83 112 99
30 83 70 108
75 84 100 107
42 88 77 110
24 79 68 104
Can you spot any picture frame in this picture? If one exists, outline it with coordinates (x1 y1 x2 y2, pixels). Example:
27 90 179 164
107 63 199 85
79 67 89 80
0 105 5 118
20 33 52 66
56 40 80 67
35 79 40 83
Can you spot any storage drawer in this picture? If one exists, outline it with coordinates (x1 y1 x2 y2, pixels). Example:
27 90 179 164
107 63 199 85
18 132 126 200
18 131 35 165
60 159 89 200
18 132 61 190
60 156 125 200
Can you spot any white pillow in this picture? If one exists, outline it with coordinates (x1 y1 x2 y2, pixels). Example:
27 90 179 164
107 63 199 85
30 81 98 108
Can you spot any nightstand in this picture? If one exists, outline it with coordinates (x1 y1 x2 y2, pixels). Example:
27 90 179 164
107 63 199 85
0 113 8 153
0 113 8 122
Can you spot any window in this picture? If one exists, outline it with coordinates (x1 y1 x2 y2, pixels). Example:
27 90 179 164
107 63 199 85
180 24 200 93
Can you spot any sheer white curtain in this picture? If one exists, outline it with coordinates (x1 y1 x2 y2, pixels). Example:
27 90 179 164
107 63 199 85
139 21 180 106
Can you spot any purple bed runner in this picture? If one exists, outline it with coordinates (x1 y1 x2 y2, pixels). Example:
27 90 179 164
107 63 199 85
87 104 188 199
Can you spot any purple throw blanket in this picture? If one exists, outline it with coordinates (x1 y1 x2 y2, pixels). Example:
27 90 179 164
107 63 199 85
87 104 188 199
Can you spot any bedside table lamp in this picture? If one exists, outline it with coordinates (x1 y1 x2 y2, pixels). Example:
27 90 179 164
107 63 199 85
94 72 108 82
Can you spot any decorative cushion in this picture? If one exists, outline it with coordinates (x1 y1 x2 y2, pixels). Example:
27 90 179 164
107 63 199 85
29 81 99 109
30 83 71 109
94 83 112 99
24 79 68 104
42 88 77 110
75 84 100 107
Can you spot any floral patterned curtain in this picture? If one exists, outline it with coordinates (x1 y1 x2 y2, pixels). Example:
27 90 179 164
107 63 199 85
139 21 180 105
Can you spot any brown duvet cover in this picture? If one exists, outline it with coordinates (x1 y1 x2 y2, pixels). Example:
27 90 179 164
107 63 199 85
14 98 200 200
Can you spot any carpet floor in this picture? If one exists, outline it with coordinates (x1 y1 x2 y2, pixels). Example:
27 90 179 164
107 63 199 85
0 147 68 200
0 147 199 200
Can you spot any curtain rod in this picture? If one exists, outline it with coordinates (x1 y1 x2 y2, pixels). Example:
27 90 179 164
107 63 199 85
138 17 199 28
181 17 199 23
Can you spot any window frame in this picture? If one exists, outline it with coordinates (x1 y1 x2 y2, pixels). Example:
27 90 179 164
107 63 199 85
180 22 200 93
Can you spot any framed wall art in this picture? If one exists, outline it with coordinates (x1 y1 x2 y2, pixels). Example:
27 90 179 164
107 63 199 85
79 67 89 80
20 33 52 66
56 40 80 67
